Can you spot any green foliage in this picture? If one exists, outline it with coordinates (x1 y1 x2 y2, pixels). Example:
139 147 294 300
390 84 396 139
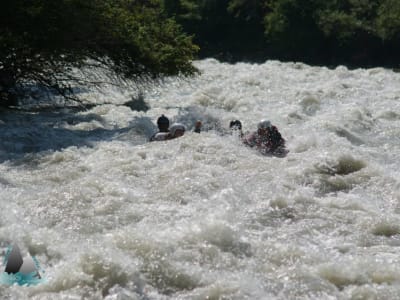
0 0 198 107
376 0 400 40
316 0 380 43
263 0 400 65
162 0 400 66
163 0 201 21
263 0 325 59
162 0 267 60
228 0 265 21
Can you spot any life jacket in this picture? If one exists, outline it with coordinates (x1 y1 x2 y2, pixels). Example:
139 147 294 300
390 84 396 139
243 127 285 152
268 126 285 150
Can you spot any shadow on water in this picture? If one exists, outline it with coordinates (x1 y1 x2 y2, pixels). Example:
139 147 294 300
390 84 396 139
0 108 156 164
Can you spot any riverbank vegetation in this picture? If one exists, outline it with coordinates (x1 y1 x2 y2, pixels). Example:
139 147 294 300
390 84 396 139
163 0 400 67
0 0 198 108
1 0 399 108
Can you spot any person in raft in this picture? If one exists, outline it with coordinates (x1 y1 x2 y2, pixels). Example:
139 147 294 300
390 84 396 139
193 120 202 133
229 119 244 138
242 119 286 155
149 114 170 141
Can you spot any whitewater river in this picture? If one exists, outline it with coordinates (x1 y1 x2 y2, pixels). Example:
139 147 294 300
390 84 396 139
1 59 400 299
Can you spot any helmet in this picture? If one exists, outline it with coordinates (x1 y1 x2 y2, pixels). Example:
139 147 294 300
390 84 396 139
169 123 186 136
157 114 169 126
229 120 242 130
258 119 271 129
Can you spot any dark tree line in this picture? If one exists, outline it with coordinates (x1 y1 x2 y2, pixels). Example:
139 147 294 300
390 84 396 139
163 0 400 67
162 0 268 61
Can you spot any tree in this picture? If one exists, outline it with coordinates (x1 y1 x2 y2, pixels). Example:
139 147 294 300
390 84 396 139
0 0 198 108
162 0 267 61
376 0 400 40
263 0 400 66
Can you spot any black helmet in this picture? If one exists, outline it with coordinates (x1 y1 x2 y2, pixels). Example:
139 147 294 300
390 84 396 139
157 114 169 126
229 120 242 130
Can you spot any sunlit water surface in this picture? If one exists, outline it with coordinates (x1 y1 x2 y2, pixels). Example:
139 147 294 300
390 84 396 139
1 59 400 299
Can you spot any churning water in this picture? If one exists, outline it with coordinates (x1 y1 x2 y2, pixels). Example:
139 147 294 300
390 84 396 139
1 59 400 299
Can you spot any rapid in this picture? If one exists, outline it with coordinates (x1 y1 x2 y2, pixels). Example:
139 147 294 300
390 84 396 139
1 59 400 299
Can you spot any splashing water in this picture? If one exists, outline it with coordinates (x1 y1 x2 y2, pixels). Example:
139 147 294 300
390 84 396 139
1 59 400 299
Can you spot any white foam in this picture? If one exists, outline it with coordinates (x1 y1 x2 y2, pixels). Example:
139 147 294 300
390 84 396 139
1 59 400 298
